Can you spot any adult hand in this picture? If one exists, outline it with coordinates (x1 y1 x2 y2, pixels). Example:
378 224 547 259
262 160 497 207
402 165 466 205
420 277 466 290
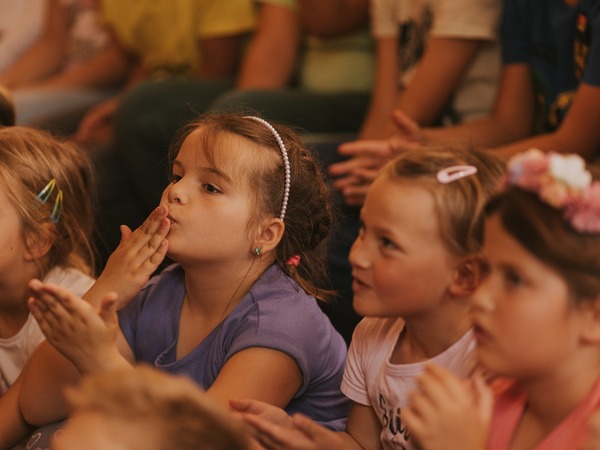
74 96 121 146
329 110 426 206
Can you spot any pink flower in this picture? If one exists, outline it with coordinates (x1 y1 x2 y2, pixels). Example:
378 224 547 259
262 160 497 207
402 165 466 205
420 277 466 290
565 182 600 233
539 181 570 208
507 149 549 191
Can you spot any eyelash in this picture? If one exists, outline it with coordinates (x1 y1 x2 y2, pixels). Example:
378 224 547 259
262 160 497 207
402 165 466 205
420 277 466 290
203 183 221 194
171 174 182 184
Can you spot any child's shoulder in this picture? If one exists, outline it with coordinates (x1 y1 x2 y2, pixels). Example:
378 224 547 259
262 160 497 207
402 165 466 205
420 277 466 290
352 316 405 341
44 266 96 297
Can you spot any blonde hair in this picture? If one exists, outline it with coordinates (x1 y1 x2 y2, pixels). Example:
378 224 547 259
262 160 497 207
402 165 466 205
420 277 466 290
66 366 251 450
0 85 15 126
0 127 95 275
381 145 505 257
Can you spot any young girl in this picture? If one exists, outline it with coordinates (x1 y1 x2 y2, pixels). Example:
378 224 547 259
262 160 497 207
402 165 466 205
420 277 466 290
0 114 349 448
404 149 600 449
0 126 95 395
231 146 504 449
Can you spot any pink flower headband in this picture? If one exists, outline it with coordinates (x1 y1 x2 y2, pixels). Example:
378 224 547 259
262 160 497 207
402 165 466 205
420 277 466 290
504 148 600 233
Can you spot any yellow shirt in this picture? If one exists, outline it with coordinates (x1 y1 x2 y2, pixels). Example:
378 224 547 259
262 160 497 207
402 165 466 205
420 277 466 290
100 0 256 74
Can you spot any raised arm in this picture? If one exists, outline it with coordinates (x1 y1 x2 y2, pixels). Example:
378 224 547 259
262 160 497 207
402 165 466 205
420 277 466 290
236 3 300 89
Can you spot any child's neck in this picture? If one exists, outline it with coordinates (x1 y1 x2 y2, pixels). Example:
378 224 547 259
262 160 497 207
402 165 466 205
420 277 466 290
518 353 600 430
0 268 40 339
175 260 268 360
391 306 472 364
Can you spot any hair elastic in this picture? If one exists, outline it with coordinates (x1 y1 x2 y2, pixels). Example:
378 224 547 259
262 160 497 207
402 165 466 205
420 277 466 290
436 165 478 184
37 178 63 223
286 255 301 267
244 116 291 220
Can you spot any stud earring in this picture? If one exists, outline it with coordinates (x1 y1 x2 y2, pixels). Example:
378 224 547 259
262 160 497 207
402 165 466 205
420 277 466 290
253 247 262 256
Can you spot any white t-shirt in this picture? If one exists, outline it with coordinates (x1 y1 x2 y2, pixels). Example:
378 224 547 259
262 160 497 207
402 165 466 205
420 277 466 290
370 0 502 122
0 266 95 393
341 317 476 450
0 0 46 72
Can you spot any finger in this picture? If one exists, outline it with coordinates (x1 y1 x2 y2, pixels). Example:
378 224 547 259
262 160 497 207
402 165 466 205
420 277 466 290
230 398 255 414
242 415 295 449
291 414 332 441
353 167 381 184
390 109 424 141
137 205 169 237
332 174 362 191
421 364 467 401
472 375 494 423
328 159 362 178
340 184 369 203
337 139 391 158
119 225 133 244
99 293 118 324
402 406 427 443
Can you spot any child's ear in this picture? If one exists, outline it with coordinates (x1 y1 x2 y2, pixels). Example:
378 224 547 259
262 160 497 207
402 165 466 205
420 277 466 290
252 218 285 255
449 256 483 298
578 297 600 344
23 223 55 261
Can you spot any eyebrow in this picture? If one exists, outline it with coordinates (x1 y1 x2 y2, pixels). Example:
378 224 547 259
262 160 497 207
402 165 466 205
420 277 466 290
173 160 234 185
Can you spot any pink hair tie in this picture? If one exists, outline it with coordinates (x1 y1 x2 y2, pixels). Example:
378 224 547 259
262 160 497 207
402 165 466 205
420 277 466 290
286 255 301 267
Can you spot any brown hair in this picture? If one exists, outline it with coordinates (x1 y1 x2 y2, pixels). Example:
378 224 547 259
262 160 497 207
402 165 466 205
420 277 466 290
66 366 250 450
0 86 15 127
486 183 600 303
381 145 505 257
169 114 333 300
0 127 95 276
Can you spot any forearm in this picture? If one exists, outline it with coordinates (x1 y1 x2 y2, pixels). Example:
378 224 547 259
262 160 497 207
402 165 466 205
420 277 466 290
18 342 80 426
0 375 32 450
422 115 533 150
35 46 132 89
236 5 299 89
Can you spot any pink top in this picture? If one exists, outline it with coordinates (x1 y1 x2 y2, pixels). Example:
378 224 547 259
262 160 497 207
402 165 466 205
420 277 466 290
488 378 600 449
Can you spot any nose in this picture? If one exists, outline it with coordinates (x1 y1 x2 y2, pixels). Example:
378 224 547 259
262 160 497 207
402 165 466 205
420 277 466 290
348 234 370 270
471 272 495 313
164 180 186 205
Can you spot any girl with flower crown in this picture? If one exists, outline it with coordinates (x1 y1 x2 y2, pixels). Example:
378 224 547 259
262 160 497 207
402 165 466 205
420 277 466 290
403 148 600 450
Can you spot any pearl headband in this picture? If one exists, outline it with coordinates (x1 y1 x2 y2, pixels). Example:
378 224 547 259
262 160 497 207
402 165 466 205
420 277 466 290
244 116 291 220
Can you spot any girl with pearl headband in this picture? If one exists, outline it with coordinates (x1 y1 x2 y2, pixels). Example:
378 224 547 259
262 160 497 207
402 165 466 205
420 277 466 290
405 149 600 450
0 114 349 448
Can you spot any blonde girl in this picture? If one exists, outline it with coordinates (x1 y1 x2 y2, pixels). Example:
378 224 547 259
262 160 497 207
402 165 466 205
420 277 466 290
231 146 504 450
0 114 349 448
0 126 95 396
405 149 600 450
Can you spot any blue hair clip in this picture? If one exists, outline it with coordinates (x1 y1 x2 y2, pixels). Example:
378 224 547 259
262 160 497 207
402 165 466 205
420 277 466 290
37 178 63 223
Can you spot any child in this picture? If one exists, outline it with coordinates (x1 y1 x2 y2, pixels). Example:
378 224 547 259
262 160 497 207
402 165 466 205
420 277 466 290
51 365 251 450
0 126 95 395
0 114 349 448
404 149 600 449
231 146 504 449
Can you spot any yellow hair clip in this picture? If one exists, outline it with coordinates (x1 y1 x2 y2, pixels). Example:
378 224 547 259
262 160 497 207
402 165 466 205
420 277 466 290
37 178 63 223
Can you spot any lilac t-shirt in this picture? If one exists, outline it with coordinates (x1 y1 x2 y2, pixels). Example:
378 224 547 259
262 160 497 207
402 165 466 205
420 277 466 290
119 264 350 429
